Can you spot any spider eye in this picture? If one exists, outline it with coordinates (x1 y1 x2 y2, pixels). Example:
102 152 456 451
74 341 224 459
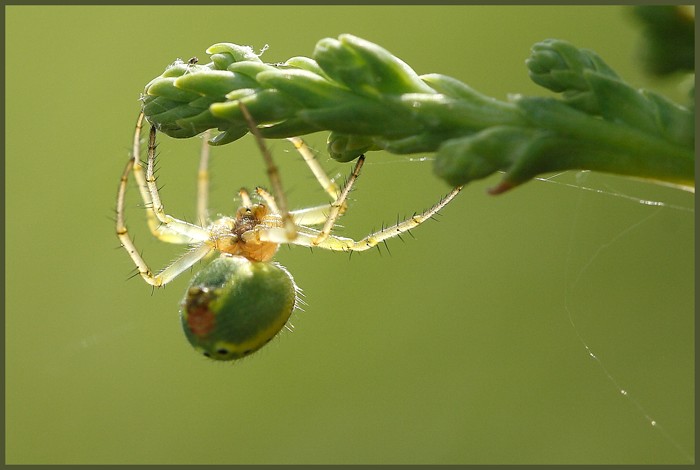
180 255 297 361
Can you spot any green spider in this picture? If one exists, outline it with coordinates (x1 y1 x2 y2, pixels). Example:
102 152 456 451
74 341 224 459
116 104 462 361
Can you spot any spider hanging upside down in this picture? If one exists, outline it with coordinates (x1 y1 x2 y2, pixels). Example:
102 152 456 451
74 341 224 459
116 104 463 361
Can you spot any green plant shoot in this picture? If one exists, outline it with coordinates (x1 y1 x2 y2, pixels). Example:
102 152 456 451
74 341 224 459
141 33 694 194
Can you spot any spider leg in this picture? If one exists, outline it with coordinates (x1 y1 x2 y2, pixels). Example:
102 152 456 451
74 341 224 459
289 205 334 226
239 188 253 208
311 155 365 245
255 187 280 214
344 185 463 251
196 129 212 226
117 155 213 286
144 125 212 243
142 243 212 287
256 185 463 252
131 112 174 240
239 101 296 240
286 137 346 227
287 137 341 200
128 112 203 243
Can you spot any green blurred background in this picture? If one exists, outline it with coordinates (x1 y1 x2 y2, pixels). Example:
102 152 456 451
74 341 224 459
5 5 694 464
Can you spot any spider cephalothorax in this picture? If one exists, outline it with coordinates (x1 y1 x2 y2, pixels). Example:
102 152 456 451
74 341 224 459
210 201 281 262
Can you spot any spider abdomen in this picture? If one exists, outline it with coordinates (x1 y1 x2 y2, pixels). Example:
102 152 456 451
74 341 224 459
180 255 297 361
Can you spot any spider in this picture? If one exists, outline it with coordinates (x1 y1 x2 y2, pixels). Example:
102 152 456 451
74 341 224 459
116 104 463 361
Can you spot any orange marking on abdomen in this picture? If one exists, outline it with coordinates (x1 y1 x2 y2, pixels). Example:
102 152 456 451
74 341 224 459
186 306 216 337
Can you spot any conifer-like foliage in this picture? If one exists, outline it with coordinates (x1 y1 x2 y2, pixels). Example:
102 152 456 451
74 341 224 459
142 8 693 194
